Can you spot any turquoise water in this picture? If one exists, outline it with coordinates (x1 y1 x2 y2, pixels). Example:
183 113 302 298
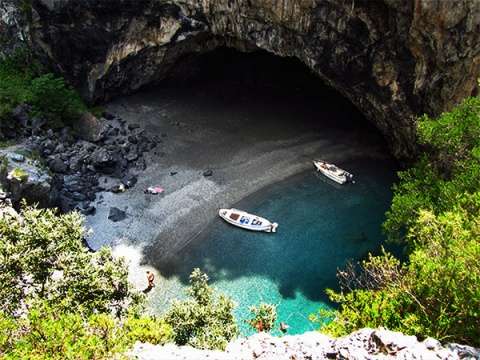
160 157 399 336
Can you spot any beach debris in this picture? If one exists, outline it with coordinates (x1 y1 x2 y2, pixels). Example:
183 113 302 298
203 169 213 177
145 186 164 195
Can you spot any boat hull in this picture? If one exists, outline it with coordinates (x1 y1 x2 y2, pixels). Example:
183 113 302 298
219 208 278 232
313 160 353 184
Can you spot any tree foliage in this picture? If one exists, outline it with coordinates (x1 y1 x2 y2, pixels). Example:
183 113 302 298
0 202 172 359
0 49 87 128
0 48 38 117
246 302 278 333
384 96 480 245
0 202 143 318
28 73 86 128
163 268 239 350
321 95 480 346
0 300 170 359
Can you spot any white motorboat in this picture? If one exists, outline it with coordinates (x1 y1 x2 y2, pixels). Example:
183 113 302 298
219 208 278 233
313 160 353 184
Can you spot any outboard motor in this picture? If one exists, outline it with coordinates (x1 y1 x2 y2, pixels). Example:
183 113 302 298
270 222 279 232
346 173 353 183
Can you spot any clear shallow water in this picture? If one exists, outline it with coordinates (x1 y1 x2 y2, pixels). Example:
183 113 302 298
156 157 400 336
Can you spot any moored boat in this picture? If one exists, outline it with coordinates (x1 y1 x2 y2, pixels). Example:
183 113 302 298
219 208 278 232
313 160 353 184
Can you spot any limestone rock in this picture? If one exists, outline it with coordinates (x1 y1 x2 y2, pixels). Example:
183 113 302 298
108 207 126 222
126 329 480 360
2 0 478 162
75 111 109 143
0 146 58 209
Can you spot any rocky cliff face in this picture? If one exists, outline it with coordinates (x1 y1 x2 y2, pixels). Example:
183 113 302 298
1 0 479 162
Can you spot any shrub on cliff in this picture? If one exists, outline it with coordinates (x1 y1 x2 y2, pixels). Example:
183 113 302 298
0 300 170 359
0 202 144 318
0 202 171 358
0 49 86 129
384 96 480 246
320 95 480 346
246 302 278 333
28 73 86 128
164 268 239 350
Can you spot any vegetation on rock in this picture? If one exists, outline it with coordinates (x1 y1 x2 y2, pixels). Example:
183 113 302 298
0 202 171 359
163 268 239 351
0 48 86 129
319 95 480 346
246 302 278 333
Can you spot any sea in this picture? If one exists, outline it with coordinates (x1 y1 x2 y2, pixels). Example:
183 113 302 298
152 156 401 337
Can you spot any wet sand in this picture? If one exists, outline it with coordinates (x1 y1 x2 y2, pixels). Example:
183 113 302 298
83 83 389 290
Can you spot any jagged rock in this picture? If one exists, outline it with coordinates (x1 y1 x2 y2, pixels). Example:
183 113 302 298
121 173 137 189
0 105 150 213
11 104 30 128
91 148 118 174
446 343 480 359
57 127 76 145
127 329 480 360
0 147 58 209
75 111 109 143
6 152 25 163
134 157 147 171
108 207 126 222
48 157 68 173
102 111 115 120
128 123 141 131
111 156 129 179
74 203 95 215
31 116 46 135
125 153 138 162
127 135 138 144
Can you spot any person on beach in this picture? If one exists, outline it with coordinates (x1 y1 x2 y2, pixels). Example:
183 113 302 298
146 271 155 288
255 319 265 333
280 322 289 333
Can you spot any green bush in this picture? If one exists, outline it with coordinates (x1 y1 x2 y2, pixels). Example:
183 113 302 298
0 300 171 359
384 96 480 246
321 95 480 346
164 268 239 350
0 202 145 317
0 48 87 128
0 49 35 117
0 202 172 358
246 302 278 333
27 73 87 128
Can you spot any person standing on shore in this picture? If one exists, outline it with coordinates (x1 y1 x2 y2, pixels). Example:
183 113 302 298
146 271 155 288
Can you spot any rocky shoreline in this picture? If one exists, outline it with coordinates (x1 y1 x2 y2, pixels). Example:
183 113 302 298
128 328 480 360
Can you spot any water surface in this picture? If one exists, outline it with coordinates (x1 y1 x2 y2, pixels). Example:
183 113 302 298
153 157 399 336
